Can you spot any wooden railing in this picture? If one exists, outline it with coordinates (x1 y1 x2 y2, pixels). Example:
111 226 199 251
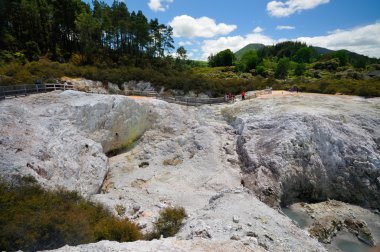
0 84 272 106
157 96 226 106
0 83 74 100
124 90 158 97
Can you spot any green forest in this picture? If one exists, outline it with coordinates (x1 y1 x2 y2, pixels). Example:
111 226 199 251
0 0 175 64
1 0 380 97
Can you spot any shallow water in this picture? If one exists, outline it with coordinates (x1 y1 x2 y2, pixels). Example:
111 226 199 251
332 232 370 252
336 239 369 252
282 207 377 252
282 207 311 229
369 223 380 244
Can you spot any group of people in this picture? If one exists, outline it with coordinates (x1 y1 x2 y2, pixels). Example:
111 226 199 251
225 93 236 102
225 90 246 102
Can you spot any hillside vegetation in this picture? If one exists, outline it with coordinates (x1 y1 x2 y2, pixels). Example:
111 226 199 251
0 1 379 97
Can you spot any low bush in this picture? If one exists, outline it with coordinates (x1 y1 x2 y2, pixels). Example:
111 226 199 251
145 207 187 240
0 176 141 251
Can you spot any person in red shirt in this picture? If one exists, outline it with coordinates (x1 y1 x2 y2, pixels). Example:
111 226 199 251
242 90 246 100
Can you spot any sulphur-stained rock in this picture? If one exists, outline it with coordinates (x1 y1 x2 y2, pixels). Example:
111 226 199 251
0 91 154 196
344 218 375 246
61 77 108 94
289 200 380 246
309 216 342 243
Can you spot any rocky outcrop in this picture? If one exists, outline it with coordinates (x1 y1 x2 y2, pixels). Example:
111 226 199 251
61 77 108 94
122 80 155 92
231 93 380 208
90 98 326 252
0 91 153 196
45 238 266 252
5 90 376 252
177 190 326 251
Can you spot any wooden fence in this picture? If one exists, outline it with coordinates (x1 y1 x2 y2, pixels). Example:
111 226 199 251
0 83 74 100
157 96 226 106
124 90 158 97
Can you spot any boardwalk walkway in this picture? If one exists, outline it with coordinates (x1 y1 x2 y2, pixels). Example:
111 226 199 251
0 83 74 100
0 83 272 106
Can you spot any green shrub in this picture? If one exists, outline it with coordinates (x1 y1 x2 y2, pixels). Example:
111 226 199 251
93 218 141 242
0 176 141 251
146 207 187 240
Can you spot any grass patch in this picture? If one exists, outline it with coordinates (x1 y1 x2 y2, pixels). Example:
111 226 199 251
0 176 141 251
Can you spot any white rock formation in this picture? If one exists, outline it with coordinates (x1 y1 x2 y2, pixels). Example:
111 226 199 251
90 95 326 251
47 238 265 252
0 91 152 196
61 77 108 94
4 90 378 251
228 93 380 208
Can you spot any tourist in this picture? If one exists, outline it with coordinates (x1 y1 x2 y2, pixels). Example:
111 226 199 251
242 90 246 100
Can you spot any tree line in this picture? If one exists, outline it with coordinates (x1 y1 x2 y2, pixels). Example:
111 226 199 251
0 0 174 65
207 41 380 79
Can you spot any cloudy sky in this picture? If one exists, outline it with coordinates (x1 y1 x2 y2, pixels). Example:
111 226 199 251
97 0 380 60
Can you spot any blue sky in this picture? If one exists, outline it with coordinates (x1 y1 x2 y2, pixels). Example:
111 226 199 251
90 0 380 59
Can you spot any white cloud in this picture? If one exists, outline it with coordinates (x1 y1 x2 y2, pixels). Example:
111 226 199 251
169 15 237 38
148 0 173 12
201 33 276 60
267 0 330 17
178 41 193 46
276 25 296 30
197 22 380 60
295 22 380 58
253 26 264 33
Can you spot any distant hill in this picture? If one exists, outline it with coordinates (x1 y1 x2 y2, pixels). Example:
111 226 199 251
311 46 333 55
235 43 265 59
235 43 333 59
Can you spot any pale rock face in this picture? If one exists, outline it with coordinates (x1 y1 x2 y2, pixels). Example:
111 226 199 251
46 238 266 252
0 91 153 196
122 80 155 91
90 96 326 252
3 90 378 252
61 77 108 94
229 93 380 208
